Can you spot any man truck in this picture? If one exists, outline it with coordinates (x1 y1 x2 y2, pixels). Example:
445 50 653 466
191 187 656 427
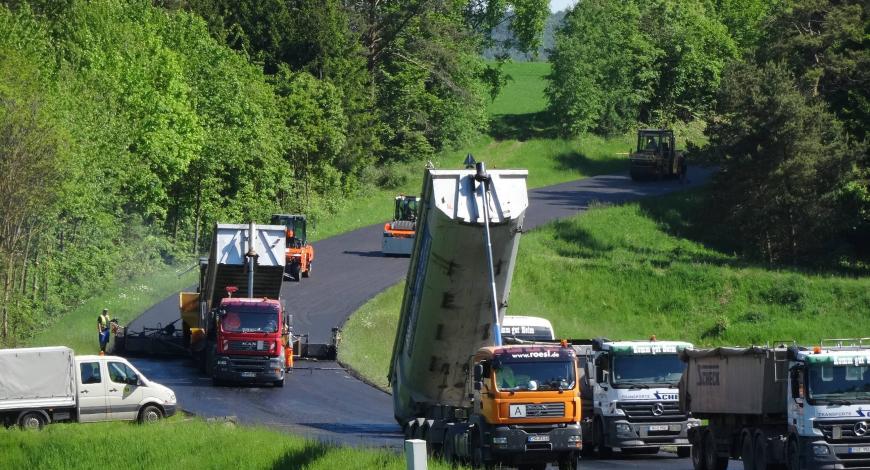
179 223 291 386
0 346 176 429
389 165 582 470
680 340 870 470
574 338 698 458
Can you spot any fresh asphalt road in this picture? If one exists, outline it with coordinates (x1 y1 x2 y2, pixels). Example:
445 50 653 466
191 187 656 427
127 167 724 468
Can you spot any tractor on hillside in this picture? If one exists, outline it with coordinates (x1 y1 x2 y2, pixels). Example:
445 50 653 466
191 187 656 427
629 129 686 181
271 214 314 281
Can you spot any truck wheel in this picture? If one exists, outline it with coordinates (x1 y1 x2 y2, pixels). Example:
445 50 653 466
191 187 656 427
741 431 756 470
595 419 613 458
290 263 301 281
19 411 46 430
753 431 768 470
704 430 729 470
678 446 692 458
558 452 579 470
692 431 707 470
787 438 800 470
138 405 163 424
442 431 457 467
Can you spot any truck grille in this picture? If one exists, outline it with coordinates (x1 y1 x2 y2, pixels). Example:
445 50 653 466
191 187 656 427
617 401 685 422
228 355 270 372
517 403 565 418
816 420 870 444
227 340 271 352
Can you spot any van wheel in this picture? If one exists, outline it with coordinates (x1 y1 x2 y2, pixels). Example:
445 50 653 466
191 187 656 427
19 411 46 430
139 405 163 424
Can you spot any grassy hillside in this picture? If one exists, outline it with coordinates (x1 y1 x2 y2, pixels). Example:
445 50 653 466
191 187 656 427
0 419 462 470
313 61 630 240
339 190 870 391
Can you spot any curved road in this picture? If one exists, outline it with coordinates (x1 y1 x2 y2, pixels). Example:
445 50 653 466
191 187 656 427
128 167 734 468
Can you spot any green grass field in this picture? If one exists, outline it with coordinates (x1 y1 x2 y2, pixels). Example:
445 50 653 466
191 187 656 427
339 190 870 391
0 418 462 470
487 61 552 116
26 266 197 355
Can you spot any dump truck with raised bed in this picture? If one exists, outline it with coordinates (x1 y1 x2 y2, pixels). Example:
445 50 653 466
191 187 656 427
680 339 870 470
383 195 419 256
573 338 698 458
629 129 686 181
0 347 176 429
389 164 582 470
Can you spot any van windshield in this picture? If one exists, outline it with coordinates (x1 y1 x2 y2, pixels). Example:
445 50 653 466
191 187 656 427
612 354 684 387
494 361 575 392
808 364 870 403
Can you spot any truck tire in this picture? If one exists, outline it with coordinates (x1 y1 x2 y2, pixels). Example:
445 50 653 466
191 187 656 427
290 262 301 281
787 437 800 470
138 405 163 424
558 452 579 470
19 411 46 430
742 430 756 470
704 429 729 470
678 446 692 458
442 430 457 466
753 431 769 470
692 431 707 470
594 419 613 458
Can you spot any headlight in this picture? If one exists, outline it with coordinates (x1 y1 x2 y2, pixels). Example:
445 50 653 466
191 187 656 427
687 420 701 428
492 437 508 445
168 393 176 404
813 444 830 456
616 423 632 434
568 435 582 443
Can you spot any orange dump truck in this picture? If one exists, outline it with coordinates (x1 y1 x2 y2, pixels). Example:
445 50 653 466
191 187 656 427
390 166 582 470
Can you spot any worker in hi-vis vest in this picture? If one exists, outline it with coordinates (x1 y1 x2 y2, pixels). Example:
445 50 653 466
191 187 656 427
97 308 111 354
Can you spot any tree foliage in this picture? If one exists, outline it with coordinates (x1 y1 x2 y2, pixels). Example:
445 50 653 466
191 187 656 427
547 0 738 135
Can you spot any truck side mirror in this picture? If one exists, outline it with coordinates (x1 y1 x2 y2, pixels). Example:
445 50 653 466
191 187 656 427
601 370 610 387
473 363 483 382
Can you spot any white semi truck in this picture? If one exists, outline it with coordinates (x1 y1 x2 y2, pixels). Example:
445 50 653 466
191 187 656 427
390 165 583 470
680 340 870 470
0 347 176 429
575 338 697 457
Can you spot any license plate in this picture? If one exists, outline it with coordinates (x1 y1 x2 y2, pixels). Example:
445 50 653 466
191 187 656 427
648 425 669 431
528 435 550 442
849 447 870 454
241 372 256 378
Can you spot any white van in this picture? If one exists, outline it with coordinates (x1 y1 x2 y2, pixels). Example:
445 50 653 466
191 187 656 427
0 347 177 429
501 315 556 342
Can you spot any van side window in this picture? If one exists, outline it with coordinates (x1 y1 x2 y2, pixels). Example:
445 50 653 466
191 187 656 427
108 361 134 384
80 362 102 384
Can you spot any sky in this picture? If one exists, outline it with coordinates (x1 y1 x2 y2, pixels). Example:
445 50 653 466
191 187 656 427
550 0 577 12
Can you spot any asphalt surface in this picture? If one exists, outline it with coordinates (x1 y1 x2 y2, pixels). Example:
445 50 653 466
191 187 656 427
126 167 720 466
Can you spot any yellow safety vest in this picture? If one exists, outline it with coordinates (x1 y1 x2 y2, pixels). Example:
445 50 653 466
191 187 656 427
99 314 111 331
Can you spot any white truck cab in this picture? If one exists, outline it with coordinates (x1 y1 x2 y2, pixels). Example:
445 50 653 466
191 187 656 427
1 347 176 429
501 315 556 343
576 338 698 457
786 341 870 468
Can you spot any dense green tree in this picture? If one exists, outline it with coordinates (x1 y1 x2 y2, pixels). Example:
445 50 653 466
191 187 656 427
707 61 862 262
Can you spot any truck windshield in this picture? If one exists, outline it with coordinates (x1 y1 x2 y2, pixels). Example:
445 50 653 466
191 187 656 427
220 309 278 333
808 365 870 403
612 354 684 387
494 361 576 392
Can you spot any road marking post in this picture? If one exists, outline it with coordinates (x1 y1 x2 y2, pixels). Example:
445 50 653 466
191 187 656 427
405 439 427 470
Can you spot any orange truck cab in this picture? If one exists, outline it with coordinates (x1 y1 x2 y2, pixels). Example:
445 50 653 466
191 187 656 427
270 214 314 281
467 344 583 468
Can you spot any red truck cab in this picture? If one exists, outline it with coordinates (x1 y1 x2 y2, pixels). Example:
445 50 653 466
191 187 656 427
211 298 289 387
